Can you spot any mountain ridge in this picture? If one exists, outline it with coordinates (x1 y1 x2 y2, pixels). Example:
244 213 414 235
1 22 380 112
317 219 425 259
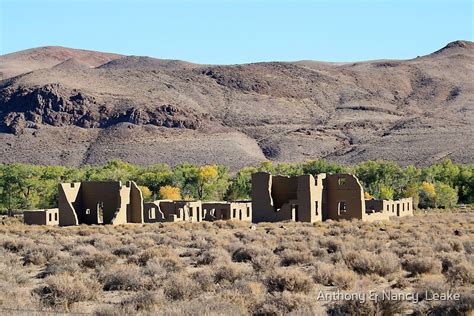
0 41 472 169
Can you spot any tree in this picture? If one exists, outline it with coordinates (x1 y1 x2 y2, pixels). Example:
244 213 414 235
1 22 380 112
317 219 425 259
379 184 394 200
456 165 473 203
159 185 181 200
225 167 257 201
302 159 348 176
171 163 199 199
136 164 172 196
139 186 153 202
435 183 458 208
419 181 436 208
196 165 230 200
0 164 42 211
402 183 420 208
423 159 459 187
364 191 374 200
85 159 138 182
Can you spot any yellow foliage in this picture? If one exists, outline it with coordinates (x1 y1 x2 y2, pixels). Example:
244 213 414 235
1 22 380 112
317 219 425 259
159 185 181 200
421 181 436 197
364 191 374 200
198 165 218 181
138 185 153 201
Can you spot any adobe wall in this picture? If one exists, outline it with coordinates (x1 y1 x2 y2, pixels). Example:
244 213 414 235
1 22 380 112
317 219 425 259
294 174 324 223
24 208 59 226
24 210 46 225
129 181 144 223
202 202 231 221
59 181 144 226
323 174 365 221
251 172 297 222
144 200 169 222
203 201 252 221
58 183 80 226
230 202 252 222
78 182 124 225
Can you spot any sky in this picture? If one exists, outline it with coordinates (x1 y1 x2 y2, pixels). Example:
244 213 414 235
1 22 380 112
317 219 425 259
0 0 472 64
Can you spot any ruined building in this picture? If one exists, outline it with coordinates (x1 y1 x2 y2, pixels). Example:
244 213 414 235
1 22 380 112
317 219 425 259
23 174 412 226
23 208 59 226
202 201 252 222
143 200 203 223
58 181 143 226
251 172 413 223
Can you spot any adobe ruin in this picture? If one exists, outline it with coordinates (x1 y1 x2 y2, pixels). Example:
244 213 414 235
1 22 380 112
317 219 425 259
23 208 59 226
251 172 413 223
58 181 143 226
23 174 412 226
202 201 252 222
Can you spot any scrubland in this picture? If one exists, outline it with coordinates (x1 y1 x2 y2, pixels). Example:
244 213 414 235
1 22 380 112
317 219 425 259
0 210 472 315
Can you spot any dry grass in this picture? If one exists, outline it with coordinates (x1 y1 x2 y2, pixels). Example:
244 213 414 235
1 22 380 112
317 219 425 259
0 210 472 314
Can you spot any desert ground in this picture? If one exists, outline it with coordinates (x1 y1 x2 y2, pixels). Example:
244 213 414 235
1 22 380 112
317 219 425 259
0 210 472 315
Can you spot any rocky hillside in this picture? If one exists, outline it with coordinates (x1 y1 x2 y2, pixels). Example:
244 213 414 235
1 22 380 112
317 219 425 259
0 41 472 169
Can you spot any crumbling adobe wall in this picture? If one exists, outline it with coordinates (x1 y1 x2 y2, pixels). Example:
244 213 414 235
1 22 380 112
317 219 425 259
323 174 365 221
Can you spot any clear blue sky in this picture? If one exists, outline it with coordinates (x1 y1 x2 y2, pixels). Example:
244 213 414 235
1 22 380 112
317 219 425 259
1 0 472 64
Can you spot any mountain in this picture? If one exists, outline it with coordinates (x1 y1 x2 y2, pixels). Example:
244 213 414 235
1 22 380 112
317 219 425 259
0 41 472 169
0 46 122 80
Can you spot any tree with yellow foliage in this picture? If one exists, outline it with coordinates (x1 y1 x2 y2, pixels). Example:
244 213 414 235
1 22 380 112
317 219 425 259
138 185 153 202
159 185 181 200
364 191 374 200
197 165 219 199
419 181 436 208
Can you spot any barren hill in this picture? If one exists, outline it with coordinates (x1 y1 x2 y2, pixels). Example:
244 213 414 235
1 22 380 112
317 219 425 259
0 41 473 169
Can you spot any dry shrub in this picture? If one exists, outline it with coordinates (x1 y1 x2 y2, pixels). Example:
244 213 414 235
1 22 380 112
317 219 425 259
402 255 442 276
80 251 117 269
99 265 144 291
71 245 97 257
279 249 312 266
327 292 408 316
162 273 199 301
231 246 278 272
319 238 344 254
191 269 215 292
444 261 474 286
265 268 313 293
214 263 250 283
112 244 139 257
422 291 474 316
38 259 80 279
120 290 163 312
217 280 266 312
128 246 176 266
197 248 230 265
331 268 357 290
254 291 323 314
312 262 334 286
463 240 473 254
415 274 449 301
2 238 35 253
34 273 100 311
22 244 58 266
344 250 399 276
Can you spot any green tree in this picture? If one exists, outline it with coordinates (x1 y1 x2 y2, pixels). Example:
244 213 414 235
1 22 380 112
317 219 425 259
435 183 458 208
225 167 257 200
85 159 138 182
379 184 394 200
302 159 348 176
402 183 420 208
171 163 199 199
136 164 172 197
